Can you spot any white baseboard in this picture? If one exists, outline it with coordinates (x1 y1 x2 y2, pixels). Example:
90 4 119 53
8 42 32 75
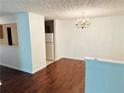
32 65 47 74
82 56 124 64
0 62 32 74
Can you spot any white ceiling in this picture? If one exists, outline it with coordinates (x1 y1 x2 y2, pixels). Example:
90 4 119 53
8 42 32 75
0 0 124 19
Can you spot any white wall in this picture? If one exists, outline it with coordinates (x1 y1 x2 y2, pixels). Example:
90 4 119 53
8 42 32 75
29 13 46 73
0 15 22 71
0 45 20 70
0 15 16 24
54 16 124 62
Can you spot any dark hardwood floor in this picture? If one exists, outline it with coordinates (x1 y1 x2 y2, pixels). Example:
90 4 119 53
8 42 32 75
0 58 85 93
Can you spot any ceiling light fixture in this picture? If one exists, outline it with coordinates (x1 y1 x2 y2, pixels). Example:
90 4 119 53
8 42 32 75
76 16 90 30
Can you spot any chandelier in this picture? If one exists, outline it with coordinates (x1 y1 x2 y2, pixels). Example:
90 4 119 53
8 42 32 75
76 17 90 29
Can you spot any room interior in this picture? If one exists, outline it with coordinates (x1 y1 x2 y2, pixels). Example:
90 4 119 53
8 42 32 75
0 0 124 93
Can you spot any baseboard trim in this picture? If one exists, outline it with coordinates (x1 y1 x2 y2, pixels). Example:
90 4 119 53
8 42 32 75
0 62 32 74
82 57 124 64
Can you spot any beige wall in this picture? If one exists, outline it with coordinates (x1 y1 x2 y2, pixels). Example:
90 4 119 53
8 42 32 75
0 23 18 46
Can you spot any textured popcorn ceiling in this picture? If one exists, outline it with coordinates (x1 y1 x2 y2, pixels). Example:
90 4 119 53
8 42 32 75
0 0 124 19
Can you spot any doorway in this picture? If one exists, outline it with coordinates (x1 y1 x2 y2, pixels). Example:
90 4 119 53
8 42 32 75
7 27 13 45
45 20 55 65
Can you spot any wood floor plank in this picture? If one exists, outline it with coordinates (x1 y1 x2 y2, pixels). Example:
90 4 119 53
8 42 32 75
0 58 85 93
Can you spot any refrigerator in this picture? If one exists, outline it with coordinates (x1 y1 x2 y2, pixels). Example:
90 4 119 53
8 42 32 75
45 33 55 61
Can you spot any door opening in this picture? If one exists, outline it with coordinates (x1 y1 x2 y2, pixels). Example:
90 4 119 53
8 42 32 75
7 27 13 45
45 20 55 65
